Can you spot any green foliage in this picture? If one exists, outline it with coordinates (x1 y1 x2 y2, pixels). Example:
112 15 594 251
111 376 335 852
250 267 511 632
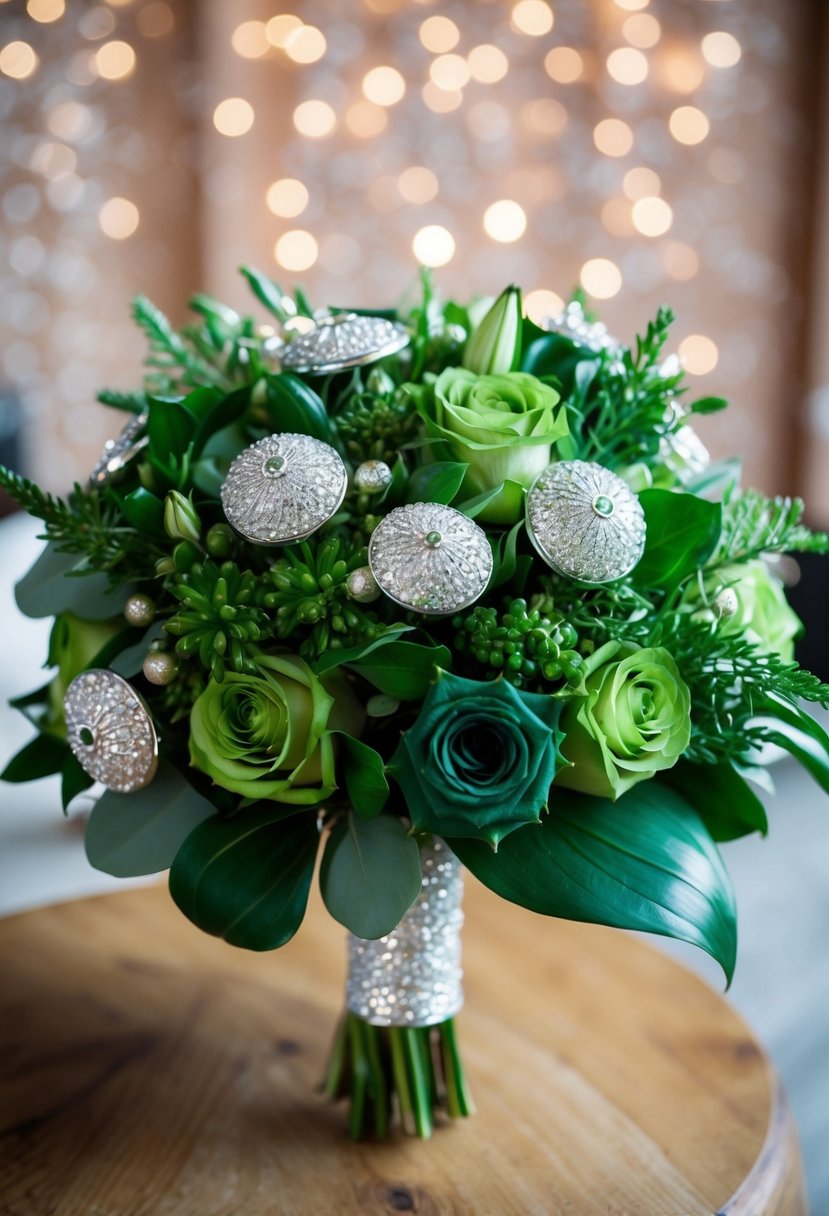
329 639 451 699
452 596 582 689
452 782 737 985
335 383 421 465
85 762 215 877
332 732 390 818
634 490 722 591
663 761 768 842
169 805 318 950
14 542 132 619
261 536 385 659
713 488 829 566
1 731 68 783
166 559 269 681
263 373 336 445
404 461 468 505
320 813 421 938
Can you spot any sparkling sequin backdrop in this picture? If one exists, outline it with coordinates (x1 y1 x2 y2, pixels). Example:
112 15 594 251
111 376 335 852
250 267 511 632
1 0 826 513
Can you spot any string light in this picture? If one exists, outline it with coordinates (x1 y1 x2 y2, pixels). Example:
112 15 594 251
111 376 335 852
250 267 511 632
293 99 336 137
544 47 583 83
467 45 509 84
412 225 455 267
266 178 309 218
213 98 255 137
93 40 137 80
0 41 39 79
593 118 634 157
362 66 406 106
511 0 554 36
419 15 459 53
580 258 622 299
669 105 710 145
679 334 718 374
274 230 318 272
99 197 139 240
701 31 742 68
524 289 564 323
607 47 648 85
483 200 527 242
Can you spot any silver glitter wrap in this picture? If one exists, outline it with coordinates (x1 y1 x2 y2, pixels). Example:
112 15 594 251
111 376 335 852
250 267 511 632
368 502 493 615
526 459 646 584
64 669 158 792
89 411 149 486
541 301 621 357
347 836 464 1028
278 312 410 374
220 432 347 545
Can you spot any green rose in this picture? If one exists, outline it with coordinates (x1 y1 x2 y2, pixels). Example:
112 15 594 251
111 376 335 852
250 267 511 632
683 561 802 661
189 653 358 804
418 367 568 523
391 670 566 847
47 613 122 736
557 646 691 800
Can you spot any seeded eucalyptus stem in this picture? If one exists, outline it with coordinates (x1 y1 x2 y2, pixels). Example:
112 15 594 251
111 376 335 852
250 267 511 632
321 1012 474 1140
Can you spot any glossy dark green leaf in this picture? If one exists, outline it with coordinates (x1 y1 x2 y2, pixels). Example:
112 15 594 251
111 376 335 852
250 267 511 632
332 732 389 819
314 627 412 677
85 762 215 877
264 374 334 444
192 384 251 452
320 813 421 939
2 731 67 783
633 489 722 590
451 782 737 984
169 804 318 949
404 461 468 506
350 641 450 699
15 544 130 620
146 397 198 461
119 487 165 535
749 695 829 796
61 752 93 813
456 479 524 521
663 761 768 841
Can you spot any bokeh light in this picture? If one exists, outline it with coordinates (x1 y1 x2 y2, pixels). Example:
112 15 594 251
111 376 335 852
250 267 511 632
544 47 583 84
231 21 270 60
631 195 673 236
274 230 319 272
284 25 327 65
99 197 139 240
623 14 661 49
679 334 719 374
345 100 389 138
398 167 439 204
661 242 699 281
266 14 303 49
430 53 470 91
593 118 634 157
580 258 623 299
623 166 661 199
412 225 455 267
511 0 554 36
669 105 710 145
26 0 65 24
93 40 137 81
607 47 649 85
483 200 527 243
266 178 309 219
524 289 565 323
702 31 742 69
293 99 336 138
363 66 406 106
213 98 255 137
468 45 509 84
419 16 459 53
0 41 39 80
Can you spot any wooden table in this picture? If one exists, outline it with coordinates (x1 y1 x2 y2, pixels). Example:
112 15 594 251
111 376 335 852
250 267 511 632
0 877 807 1216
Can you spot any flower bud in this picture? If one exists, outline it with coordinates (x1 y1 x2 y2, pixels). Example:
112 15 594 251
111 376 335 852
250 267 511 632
462 285 522 375
206 522 234 558
164 491 201 544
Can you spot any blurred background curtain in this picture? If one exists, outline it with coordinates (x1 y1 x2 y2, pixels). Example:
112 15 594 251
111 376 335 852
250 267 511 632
1 0 828 520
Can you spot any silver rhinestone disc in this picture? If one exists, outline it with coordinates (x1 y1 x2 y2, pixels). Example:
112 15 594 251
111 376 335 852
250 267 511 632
89 411 149 486
541 300 621 356
347 837 464 1027
279 312 410 374
220 433 347 545
368 502 492 615
64 669 158 792
526 460 646 584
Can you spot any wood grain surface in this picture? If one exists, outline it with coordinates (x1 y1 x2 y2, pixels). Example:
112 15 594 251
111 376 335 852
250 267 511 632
0 876 808 1216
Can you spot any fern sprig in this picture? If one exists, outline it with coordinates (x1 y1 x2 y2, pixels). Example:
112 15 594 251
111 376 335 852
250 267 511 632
712 488 829 568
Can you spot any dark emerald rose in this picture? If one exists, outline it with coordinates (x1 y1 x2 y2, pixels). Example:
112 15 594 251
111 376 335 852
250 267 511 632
391 670 566 848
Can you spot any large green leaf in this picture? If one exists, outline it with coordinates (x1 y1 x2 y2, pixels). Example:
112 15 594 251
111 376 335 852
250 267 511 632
61 752 93 813
451 782 737 984
169 805 318 949
405 461 468 505
350 641 450 699
1 731 67 783
15 544 130 620
748 695 829 795
314 627 413 677
332 732 389 818
663 761 768 841
146 396 198 462
264 374 334 444
320 813 421 939
634 489 722 590
85 761 216 877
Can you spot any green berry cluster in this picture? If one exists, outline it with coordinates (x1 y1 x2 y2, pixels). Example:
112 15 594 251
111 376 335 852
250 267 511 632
165 559 269 681
453 598 583 688
261 536 384 659
336 386 420 466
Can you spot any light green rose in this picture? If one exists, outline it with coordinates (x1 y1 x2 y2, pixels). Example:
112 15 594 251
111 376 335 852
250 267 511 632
417 367 568 523
683 560 802 661
556 645 691 800
189 653 359 804
47 613 122 735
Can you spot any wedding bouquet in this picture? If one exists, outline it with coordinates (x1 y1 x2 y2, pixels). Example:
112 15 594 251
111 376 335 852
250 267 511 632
3 269 828 1140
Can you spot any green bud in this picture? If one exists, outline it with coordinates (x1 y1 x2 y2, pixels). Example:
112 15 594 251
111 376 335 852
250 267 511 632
173 541 201 573
366 367 395 395
164 490 201 544
155 556 176 576
206 523 234 558
462 285 522 375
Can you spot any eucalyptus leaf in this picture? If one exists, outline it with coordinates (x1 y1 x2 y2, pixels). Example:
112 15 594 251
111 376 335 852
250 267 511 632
169 804 318 949
320 813 421 939
85 762 215 877
633 490 722 590
404 461 468 506
451 782 737 984
15 544 130 621
332 732 389 818
1 732 67 784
